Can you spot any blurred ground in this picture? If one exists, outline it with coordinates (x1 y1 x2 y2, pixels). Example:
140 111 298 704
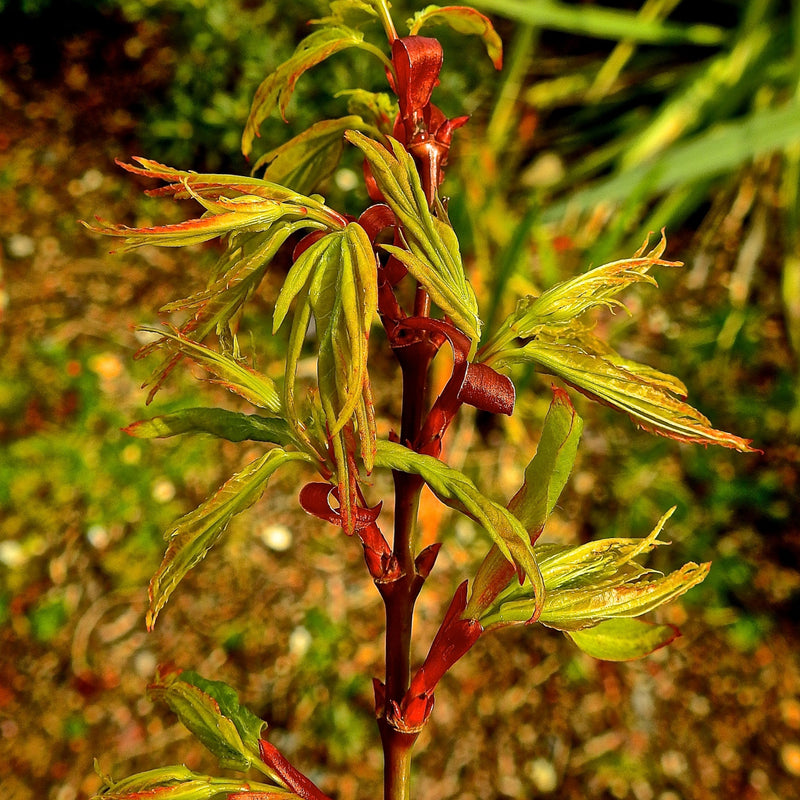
2 5 800 800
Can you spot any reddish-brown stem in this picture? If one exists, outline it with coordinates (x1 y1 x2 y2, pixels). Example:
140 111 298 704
378 331 437 800
258 740 332 800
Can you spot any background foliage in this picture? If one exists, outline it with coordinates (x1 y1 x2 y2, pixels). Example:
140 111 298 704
1 1 799 798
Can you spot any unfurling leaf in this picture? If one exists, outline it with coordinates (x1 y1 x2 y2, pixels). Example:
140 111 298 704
147 448 311 629
148 671 266 773
242 26 390 157
407 5 503 69
275 224 378 529
253 116 378 195
83 158 345 249
509 329 755 451
479 508 710 633
567 617 679 661
374 440 545 619
138 326 282 413
480 233 755 452
345 131 481 347
124 408 295 448
481 232 679 359
465 387 582 619
94 765 298 800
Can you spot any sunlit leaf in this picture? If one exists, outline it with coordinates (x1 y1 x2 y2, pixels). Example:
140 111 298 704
407 5 503 69
345 131 481 347
242 26 390 157
95 765 297 800
338 89 398 133
509 386 583 533
480 232 680 358
252 116 377 195
465 387 582 618
148 671 265 773
147 448 312 630
138 326 282 413
479 508 710 631
124 408 295 448
275 224 378 528
567 617 679 661
312 0 379 26
374 440 544 618
508 329 755 451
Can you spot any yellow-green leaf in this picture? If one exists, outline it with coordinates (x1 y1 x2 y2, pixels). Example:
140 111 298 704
124 408 295 447
253 116 377 195
375 440 545 618
147 448 311 630
407 5 503 69
512 329 755 452
345 131 481 347
567 618 679 661
139 326 282 413
465 387 582 619
242 26 386 157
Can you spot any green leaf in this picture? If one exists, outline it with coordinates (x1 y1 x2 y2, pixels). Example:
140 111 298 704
509 386 583 533
407 5 503 69
479 509 711 630
275 225 378 529
124 408 295 448
147 448 311 630
464 387 581 619
567 618 679 661
148 672 266 773
345 131 481 348
242 26 389 158
312 0 379 26
480 232 679 359
538 561 709 631
374 440 544 618
96 765 297 800
139 326 282 413
178 671 267 754
338 89 398 133
252 116 376 195
508 329 755 451
160 224 308 344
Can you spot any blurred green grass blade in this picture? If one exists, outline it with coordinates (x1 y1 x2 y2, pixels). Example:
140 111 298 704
587 0 682 100
542 101 800 221
471 0 726 45
622 24 773 166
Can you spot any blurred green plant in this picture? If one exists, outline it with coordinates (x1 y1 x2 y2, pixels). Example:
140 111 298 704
79 1 758 798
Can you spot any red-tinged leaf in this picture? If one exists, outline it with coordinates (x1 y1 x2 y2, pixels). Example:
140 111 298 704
519 332 756 452
407 5 503 69
567 617 680 661
138 325 282 412
147 448 311 630
83 209 281 251
107 158 347 227
242 26 383 157
96 766 291 800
